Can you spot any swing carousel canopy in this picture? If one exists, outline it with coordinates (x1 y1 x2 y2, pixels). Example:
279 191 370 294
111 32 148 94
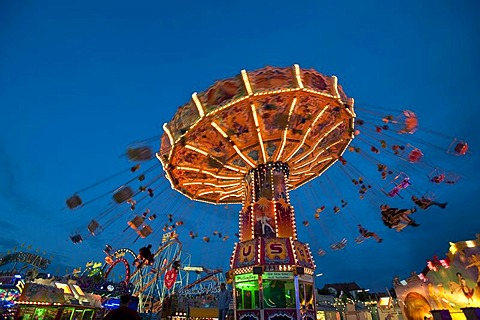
159 65 356 204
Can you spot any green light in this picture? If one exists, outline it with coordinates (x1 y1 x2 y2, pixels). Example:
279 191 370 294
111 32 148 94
236 281 259 290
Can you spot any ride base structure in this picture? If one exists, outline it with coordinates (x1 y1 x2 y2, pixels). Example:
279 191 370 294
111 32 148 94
159 65 355 320
229 162 317 320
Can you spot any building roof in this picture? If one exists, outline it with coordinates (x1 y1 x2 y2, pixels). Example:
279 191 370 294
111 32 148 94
323 282 362 294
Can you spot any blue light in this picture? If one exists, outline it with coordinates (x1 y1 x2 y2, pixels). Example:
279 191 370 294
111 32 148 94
102 298 121 310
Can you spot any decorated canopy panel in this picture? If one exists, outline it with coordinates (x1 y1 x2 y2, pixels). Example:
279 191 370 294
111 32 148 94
159 65 355 204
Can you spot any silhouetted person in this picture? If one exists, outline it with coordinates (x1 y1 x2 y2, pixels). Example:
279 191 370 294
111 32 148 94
380 204 419 231
411 195 447 210
358 224 383 243
104 294 140 320
134 244 154 268
218 283 232 320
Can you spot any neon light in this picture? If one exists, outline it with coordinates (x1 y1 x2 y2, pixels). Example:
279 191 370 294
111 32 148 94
185 144 208 156
232 145 255 168
331 76 340 98
175 166 240 180
162 123 175 160
211 121 229 138
285 105 330 162
241 70 253 95
276 97 297 161
251 103 267 163
294 64 304 89
192 92 205 118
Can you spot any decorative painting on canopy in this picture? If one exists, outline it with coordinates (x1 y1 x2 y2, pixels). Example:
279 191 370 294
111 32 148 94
214 101 255 145
167 101 200 142
247 66 295 93
186 122 229 159
256 93 295 141
197 75 246 114
299 68 331 93
160 134 171 159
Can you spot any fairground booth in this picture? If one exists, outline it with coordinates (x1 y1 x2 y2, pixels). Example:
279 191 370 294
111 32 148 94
394 235 480 320
0 274 23 318
14 282 100 319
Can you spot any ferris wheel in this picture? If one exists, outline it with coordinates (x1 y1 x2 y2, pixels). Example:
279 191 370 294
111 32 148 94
130 235 183 313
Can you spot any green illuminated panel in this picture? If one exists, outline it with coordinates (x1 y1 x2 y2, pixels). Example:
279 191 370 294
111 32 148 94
262 272 293 280
235 273 259 282
235 280 260 310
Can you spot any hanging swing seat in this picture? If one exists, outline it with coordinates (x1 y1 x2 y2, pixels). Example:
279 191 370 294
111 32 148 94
66 195 83 209
87 220 102 236
383 172 411 198
137 225 153 238
447 139 469 156
103 244 114 255
70 234 83 244
128 215 145 231
113 186 134 204
127 146 154 161
355 236 365 244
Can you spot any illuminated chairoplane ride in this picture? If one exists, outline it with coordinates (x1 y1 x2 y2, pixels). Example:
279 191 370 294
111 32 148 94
158 64 357 320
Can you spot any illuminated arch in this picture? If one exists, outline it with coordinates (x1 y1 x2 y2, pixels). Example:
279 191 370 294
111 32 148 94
104 258 131 284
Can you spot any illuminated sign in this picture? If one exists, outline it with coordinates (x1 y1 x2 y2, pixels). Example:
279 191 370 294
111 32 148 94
178 282 221 297
378 297 392 307
298 274 313 282
0 252 50 270
162 231 177 243
72 284 85 296
55 282 72 294
0 276 20 289
235 273 259 282
262 272 293 280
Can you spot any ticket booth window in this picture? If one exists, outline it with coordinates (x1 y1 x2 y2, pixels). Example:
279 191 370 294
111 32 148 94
263 280 295 309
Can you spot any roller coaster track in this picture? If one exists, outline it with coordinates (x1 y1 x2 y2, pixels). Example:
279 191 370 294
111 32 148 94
102 248 137 283
180 268 223 291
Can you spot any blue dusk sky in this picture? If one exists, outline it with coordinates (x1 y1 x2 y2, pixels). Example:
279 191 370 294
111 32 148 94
0 0 479 292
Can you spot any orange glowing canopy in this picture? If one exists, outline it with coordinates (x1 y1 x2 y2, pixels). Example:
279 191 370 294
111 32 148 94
159 65 356 204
